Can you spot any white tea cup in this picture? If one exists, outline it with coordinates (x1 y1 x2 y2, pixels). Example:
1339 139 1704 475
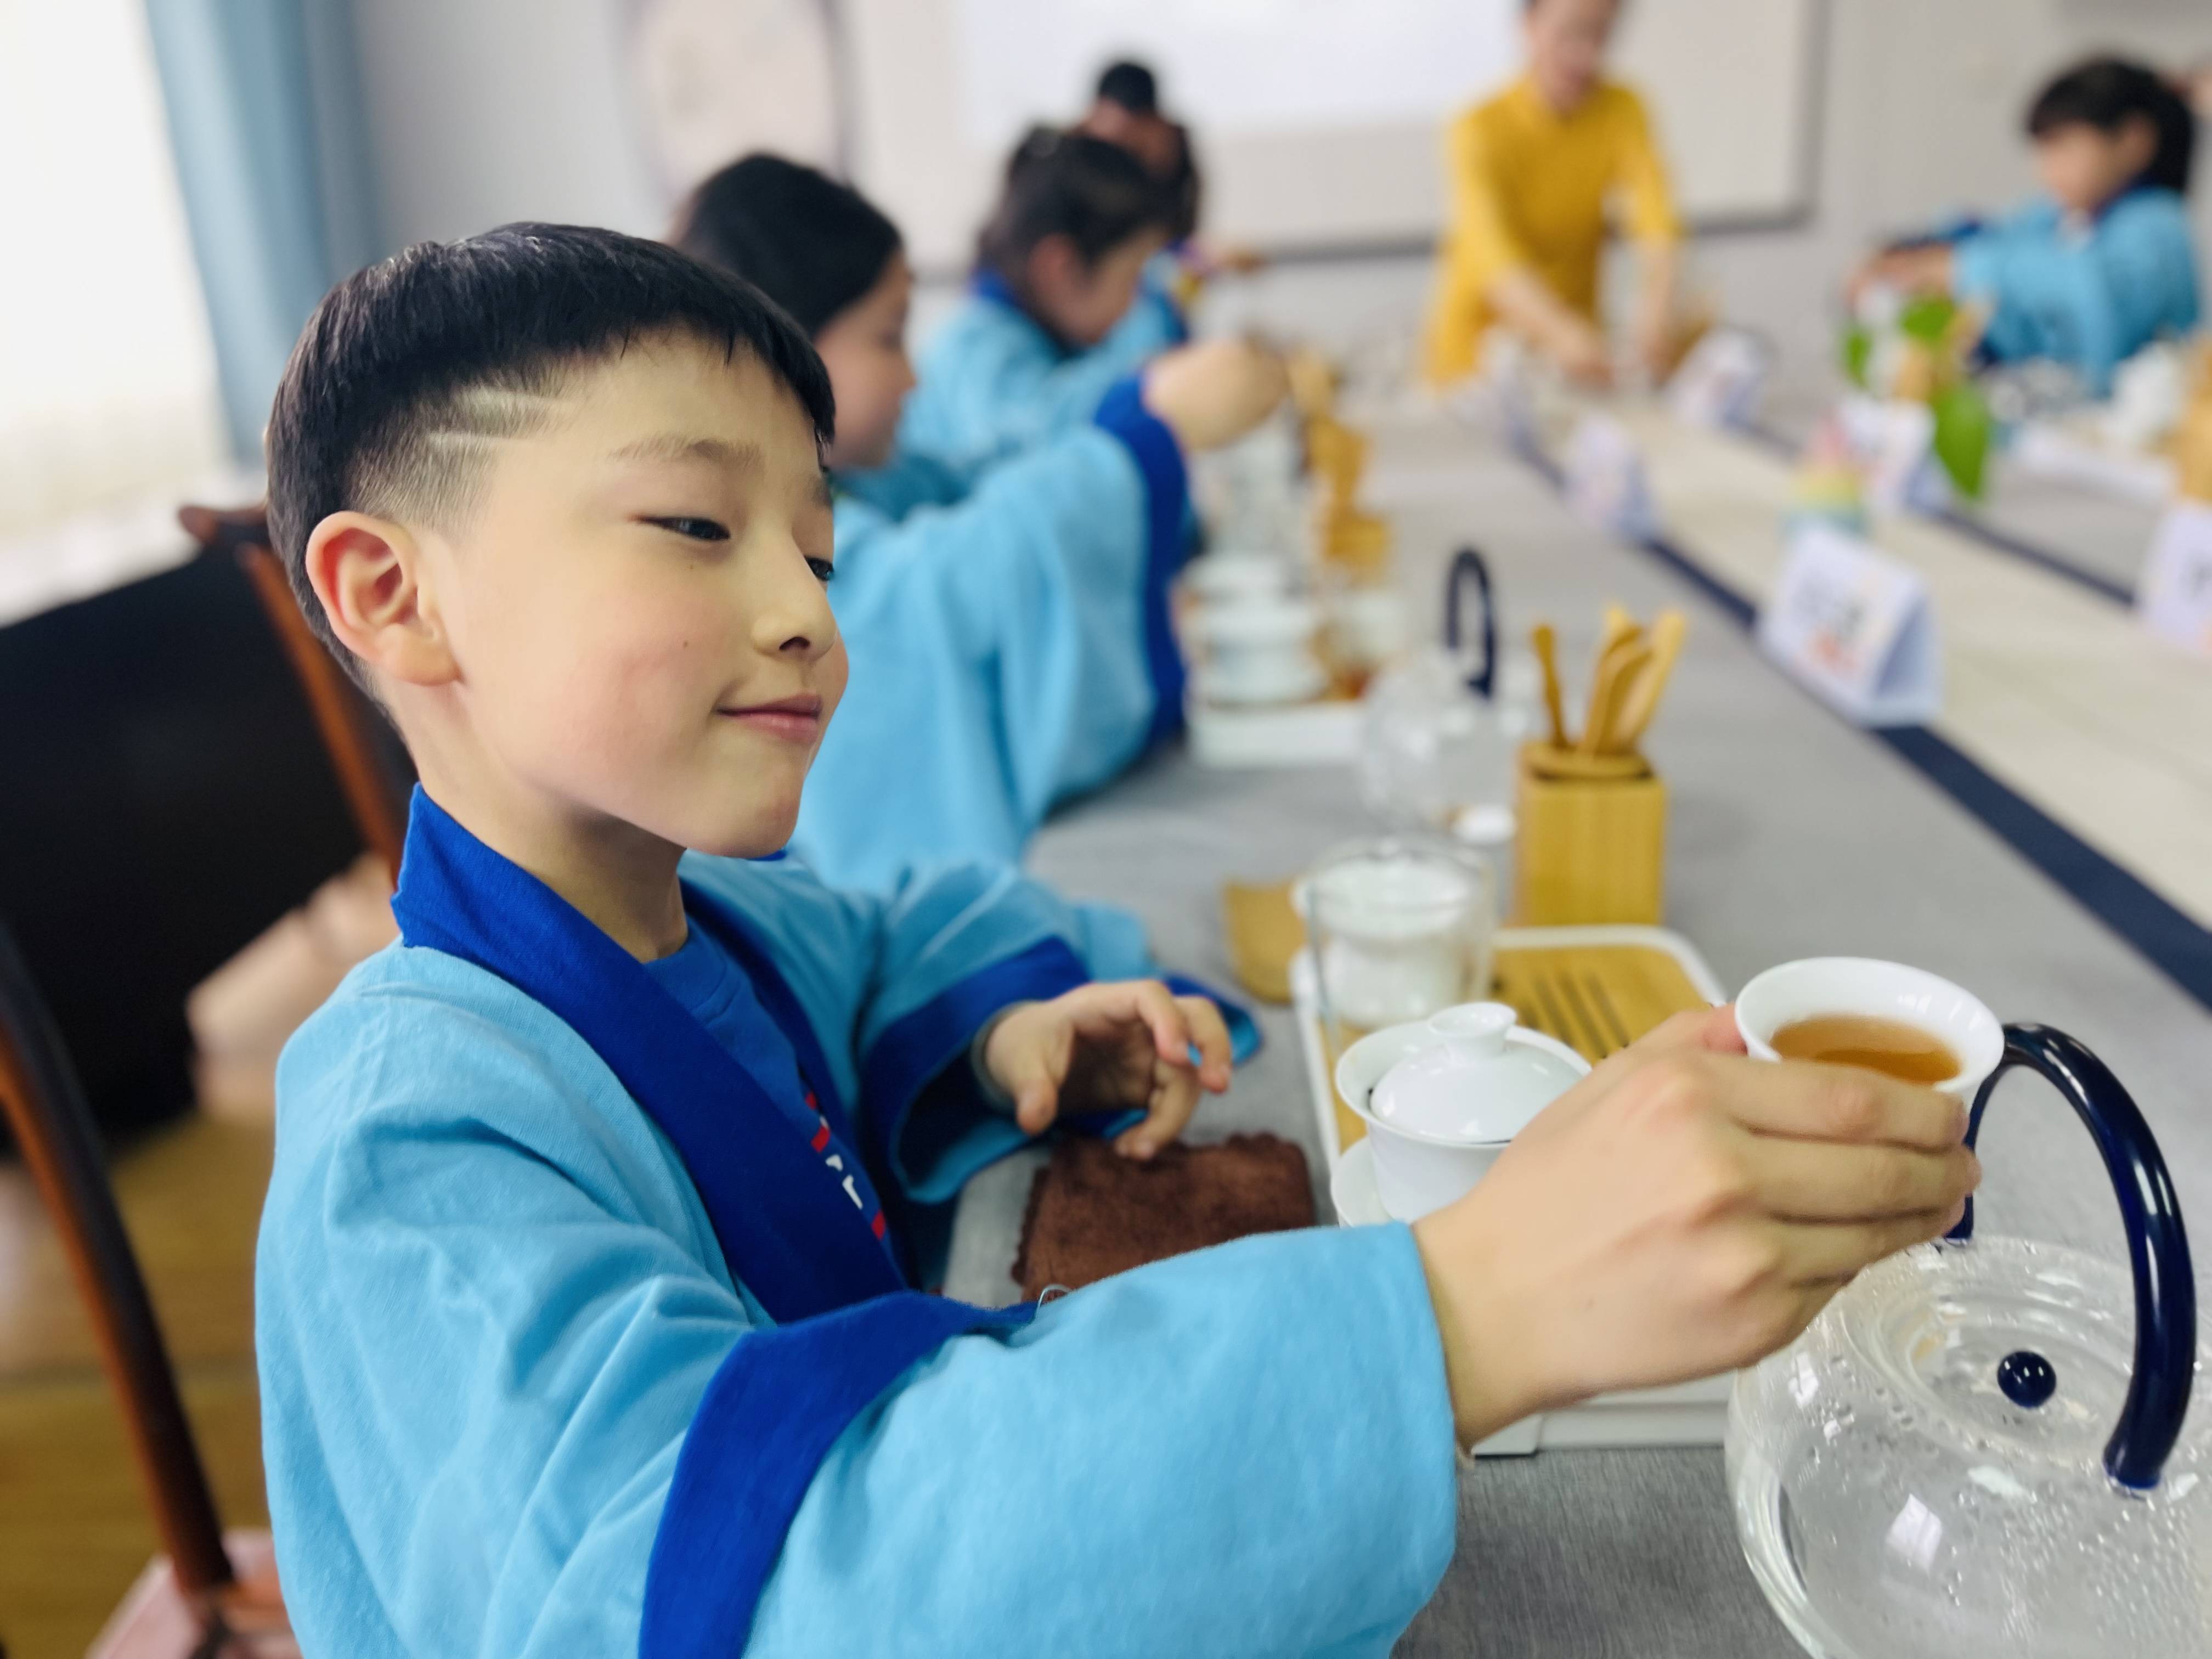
1735 957 2004 1100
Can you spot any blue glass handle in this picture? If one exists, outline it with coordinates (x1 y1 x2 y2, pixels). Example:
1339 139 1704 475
1444 545 1497 701
1948 1023 2196 1489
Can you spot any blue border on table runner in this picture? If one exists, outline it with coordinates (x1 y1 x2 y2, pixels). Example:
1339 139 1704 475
1927 507 2136 607
1735 421 2136 607
1509 437 2212 1013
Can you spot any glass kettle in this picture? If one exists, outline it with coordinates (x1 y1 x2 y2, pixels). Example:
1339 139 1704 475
1727 1025 2210 1656
1358 546 1523 830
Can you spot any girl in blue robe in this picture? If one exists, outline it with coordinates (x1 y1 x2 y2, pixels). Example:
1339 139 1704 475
899 129 1189 469
674 156 1285 890
1850 57 2200 396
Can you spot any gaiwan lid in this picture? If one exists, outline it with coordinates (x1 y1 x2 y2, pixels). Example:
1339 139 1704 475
1369 1003 1587 1145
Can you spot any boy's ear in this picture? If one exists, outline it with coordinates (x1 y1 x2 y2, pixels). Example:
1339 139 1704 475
2117 114 2160 176
302 511 458 688
1026 234 1083 302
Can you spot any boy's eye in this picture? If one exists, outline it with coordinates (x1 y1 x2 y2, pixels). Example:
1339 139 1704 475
807 556 836 585
645 516 729 542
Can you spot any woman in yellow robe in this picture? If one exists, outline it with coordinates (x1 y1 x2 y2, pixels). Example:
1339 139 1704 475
1426 0 1681 387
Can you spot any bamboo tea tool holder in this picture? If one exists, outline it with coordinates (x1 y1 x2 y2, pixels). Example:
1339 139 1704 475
1515 741 1667 924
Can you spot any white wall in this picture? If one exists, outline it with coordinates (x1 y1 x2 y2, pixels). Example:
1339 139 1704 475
853 0 1820 268
348 0 2212 413
350 0 664 246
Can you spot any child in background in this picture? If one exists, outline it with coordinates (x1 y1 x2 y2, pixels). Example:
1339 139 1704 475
1850 58 2200 397
674 156 1285 891
1077 60 1201 356
1076 58 1267 343
256 223 1978 1658
900 129 1188 467
1424 0 1682 388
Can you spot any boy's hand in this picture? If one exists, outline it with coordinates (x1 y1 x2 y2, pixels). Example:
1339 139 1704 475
1413 1005 1979 1448
1142 340 1291 453
983 981 1234 1159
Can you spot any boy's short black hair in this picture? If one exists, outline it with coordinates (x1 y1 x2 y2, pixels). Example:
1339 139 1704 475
1095 60 1159 115
976 128 1176 287
2028 57 2196 196
672 155 903 337
265 222 835 679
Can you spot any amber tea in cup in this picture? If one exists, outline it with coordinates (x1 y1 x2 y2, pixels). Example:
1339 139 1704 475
1737 959 2002 1100
1770 1013 1960 1084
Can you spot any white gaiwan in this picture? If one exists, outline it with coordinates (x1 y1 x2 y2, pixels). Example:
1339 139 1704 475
1335 1002 1588 1221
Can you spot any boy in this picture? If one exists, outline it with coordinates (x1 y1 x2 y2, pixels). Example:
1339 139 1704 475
258 224 1977 1656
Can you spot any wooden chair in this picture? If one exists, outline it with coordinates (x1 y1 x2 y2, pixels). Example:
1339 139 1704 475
0 922 295 1656
177 505 410 881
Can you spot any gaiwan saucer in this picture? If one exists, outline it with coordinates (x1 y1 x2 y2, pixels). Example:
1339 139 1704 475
1329 1137 1389 1227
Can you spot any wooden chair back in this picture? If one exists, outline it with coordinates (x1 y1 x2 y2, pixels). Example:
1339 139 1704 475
0 922 234 1598
177 505 409 879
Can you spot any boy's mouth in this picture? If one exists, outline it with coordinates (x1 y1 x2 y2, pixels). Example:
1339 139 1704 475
720 691 824 744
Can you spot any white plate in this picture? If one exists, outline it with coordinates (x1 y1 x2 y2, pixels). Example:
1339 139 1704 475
1329 1137 1387 1226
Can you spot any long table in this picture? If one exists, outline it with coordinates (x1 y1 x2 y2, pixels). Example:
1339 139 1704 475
945 401 2212 1657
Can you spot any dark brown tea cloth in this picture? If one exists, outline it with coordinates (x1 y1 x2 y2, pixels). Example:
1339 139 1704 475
1011 1132 1316 1300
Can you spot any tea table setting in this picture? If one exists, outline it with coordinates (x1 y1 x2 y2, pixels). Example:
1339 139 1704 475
943 398 2212 1657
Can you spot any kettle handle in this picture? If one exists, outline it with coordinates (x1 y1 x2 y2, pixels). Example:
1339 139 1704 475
1948 1023 2196 1491
1444 546 1496 701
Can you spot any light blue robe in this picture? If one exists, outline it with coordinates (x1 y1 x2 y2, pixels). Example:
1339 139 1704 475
1950 187 2202 396
793 381 1186 891
900 273 1182 469
256 837 1458 1657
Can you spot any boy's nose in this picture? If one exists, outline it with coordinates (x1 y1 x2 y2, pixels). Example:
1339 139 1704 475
749 540 839 662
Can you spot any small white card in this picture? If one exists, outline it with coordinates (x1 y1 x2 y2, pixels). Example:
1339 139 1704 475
1838 394 1947 514
2139 500 2212 655
1562 413 1658 541
1757 524 1943 725
1667 328 1771 430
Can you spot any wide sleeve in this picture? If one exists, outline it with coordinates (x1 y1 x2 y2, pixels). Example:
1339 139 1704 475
794 410 1187 892
1611 87 1681 245
730 1224 1459 1658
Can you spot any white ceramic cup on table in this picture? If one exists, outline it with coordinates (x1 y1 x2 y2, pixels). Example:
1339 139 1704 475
1301 838 1495 1032
1734 957 2005 1101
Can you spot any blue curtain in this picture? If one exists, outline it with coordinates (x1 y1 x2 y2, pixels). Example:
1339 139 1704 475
144 0 383 461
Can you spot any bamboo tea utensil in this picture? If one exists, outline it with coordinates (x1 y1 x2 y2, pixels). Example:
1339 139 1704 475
1599 605 1640 657
1607 610 1686 754
1221 878 1307 1004
1523 744 1650 781
1578 636 1646 756
1531 623 1567 748
1589 643 1652 756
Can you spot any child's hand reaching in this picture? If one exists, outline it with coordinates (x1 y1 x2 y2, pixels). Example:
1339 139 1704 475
983 981 1234 1159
